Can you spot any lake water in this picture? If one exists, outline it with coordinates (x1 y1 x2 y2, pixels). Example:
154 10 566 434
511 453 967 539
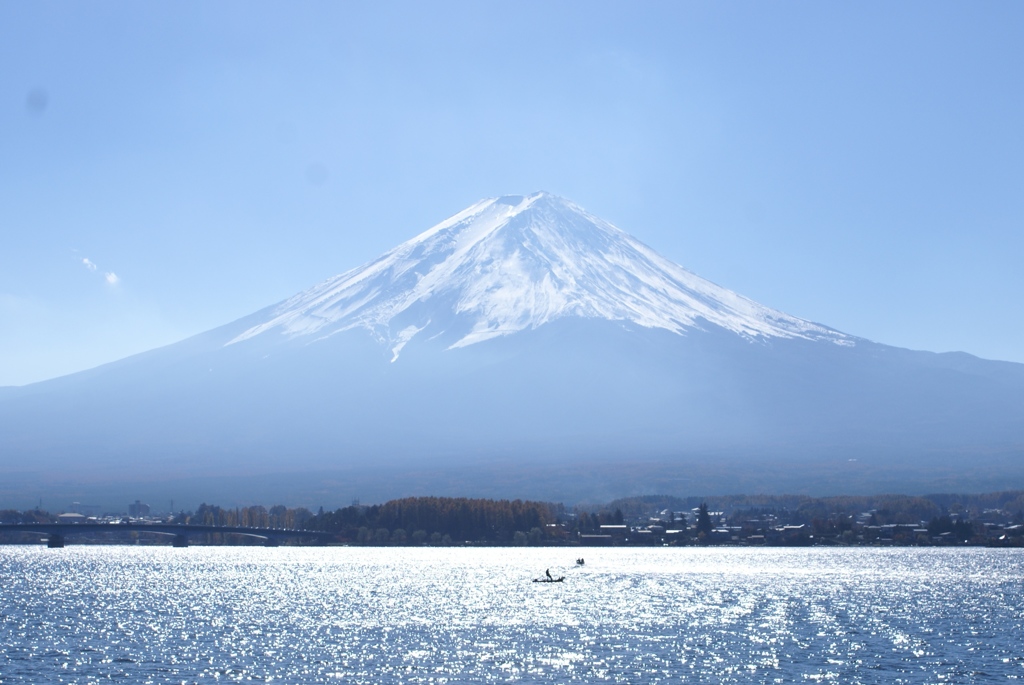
1 546 1021 684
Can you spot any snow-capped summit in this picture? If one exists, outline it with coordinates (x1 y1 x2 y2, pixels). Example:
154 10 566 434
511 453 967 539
230 192 851 360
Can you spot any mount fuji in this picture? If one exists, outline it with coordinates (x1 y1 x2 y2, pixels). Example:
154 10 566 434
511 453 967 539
3 192 1023 508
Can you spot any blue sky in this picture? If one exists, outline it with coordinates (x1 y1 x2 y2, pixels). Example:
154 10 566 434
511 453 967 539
2 2 1023 386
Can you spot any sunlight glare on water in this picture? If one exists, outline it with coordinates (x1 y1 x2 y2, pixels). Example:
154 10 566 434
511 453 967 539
1 546 1022 683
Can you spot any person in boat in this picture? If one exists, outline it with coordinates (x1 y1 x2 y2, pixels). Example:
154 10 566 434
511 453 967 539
546 568 552 580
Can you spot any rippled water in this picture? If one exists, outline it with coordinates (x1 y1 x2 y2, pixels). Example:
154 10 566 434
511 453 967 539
1 546 1022 683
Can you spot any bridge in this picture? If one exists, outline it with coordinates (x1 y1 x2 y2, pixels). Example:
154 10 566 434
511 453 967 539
0 522 337 548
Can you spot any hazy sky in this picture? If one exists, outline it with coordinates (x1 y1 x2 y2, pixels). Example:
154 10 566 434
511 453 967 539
3 2 1023 386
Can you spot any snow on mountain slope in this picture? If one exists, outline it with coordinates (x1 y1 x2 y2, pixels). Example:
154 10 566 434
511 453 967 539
229 192 853 360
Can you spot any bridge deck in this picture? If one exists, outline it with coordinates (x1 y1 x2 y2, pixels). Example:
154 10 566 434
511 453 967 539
0 522 335 545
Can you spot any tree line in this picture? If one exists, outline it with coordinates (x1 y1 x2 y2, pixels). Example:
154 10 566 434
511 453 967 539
306 496 565 545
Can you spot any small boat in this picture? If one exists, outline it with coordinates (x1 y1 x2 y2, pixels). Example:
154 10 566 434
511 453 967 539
576 558 585 566
534 568 564 583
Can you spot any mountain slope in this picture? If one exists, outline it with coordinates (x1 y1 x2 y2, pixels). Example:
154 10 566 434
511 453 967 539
1 193 1022 508
229 192 851 359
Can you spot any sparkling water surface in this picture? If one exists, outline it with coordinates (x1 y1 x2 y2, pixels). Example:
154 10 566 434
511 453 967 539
1 546 1022 683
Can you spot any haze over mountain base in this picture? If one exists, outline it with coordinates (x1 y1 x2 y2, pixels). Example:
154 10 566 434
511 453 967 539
7 451 1024 514
4 320 1023 510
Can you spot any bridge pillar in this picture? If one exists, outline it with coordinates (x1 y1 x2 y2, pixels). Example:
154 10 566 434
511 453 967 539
47 534 65 548
172 534 189 548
